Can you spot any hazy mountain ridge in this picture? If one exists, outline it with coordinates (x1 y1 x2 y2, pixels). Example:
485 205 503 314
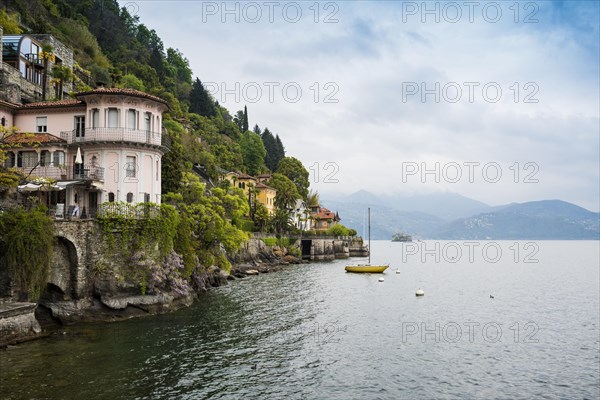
323 193 599 240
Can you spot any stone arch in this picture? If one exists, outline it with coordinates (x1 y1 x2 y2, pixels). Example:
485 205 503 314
45 236 79 300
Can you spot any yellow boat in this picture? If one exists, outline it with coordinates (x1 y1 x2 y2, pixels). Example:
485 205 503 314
345 208 389 274
345 264 389 273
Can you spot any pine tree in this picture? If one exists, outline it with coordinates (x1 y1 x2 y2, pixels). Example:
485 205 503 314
261 128 277 171
190 78 216 117
253 124 261 135
274 134 285 167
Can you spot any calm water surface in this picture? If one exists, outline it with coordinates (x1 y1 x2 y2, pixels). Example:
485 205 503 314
1 241 599 399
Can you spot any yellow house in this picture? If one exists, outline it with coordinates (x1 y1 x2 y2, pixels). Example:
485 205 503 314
223 172 257 198
255 182 277 215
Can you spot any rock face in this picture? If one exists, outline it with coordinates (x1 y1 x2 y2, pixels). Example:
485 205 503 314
1 227 361 345
0 302 42 346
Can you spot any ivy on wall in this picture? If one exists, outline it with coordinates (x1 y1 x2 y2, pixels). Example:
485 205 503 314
0 206 55 301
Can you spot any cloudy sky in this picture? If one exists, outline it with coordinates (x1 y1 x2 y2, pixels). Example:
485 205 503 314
129 0 599 211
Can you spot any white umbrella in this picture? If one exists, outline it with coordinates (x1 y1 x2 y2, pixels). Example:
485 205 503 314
18 183 42 192
75 147 83 164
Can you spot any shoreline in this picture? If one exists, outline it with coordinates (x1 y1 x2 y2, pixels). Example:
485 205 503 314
0 251 306 348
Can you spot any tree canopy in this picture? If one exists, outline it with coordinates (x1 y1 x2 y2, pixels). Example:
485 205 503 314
276 157 310 199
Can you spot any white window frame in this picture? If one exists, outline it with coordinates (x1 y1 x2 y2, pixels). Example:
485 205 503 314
126 155 136 177
36 117 47 133
74 115 85 137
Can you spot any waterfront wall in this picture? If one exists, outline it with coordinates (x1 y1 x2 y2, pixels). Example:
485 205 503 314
0 223 367 346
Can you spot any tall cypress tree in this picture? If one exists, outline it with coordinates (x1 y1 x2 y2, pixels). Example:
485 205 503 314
242 105 249 132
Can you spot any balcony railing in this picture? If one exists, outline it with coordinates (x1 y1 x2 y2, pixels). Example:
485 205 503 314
24 53 44 67
60 128 165 147
12 163 104 182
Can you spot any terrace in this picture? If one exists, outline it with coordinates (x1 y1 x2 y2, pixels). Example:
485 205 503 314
60 128 171 149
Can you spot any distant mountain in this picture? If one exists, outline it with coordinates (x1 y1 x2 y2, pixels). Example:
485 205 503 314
322 199 444 240
343 190 490 220
433 200 600 240
323 194 599 240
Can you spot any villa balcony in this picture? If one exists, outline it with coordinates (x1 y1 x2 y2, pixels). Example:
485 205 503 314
60 128 166 148
13 163 104 182
24 53 44 67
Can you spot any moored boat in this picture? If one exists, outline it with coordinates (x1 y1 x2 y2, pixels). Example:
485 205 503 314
345 208 389 274
345 264 389 273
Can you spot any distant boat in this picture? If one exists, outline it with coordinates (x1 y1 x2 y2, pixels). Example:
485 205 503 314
345 208 389 273
391 232 413 242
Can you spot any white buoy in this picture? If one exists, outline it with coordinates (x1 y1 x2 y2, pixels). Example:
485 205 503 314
379 277 385 282
415 288 425 296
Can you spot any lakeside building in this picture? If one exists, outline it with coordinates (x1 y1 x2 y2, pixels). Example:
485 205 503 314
0 87 170 217
290 199 312 231
310 205 340 231
223 171 277 216
0 29 88 104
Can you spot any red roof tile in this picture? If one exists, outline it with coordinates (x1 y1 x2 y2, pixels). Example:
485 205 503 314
255 182 275 190
237 173 257 180
75 88 169 107
2 132 66 144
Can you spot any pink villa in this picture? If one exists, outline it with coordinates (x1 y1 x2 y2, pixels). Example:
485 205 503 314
0 87 170 217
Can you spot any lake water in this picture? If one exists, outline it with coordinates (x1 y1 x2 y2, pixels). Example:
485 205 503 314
1 241 599 399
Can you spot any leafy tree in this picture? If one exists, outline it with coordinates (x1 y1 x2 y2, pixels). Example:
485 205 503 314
50 65 74 99
190 78 216 117
240 131 266 176
276 157 310 199
327 224 352 237
0 9 23 33
268 173 300 210
270 208 293 236
161 119 186 194
118 73 145 91
307 190 320 208
233 110 245 132
253 203 270 232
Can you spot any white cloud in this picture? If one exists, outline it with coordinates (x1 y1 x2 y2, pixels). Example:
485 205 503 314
131 0 599 211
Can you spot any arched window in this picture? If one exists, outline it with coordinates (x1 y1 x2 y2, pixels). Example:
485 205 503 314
126 192 133 203
108 192 115 202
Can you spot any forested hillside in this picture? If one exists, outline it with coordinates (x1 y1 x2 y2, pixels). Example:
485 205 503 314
0 0 298 194
0 0 317 274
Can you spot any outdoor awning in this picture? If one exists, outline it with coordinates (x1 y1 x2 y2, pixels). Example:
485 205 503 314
56 181 80 188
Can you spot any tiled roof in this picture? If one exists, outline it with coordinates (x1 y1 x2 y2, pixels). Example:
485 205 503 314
75 87 169 106
19 99 84 109
2 132 66 144
312 207 335 220
237 173 257 180
255 182 275 190
0 99 20 110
